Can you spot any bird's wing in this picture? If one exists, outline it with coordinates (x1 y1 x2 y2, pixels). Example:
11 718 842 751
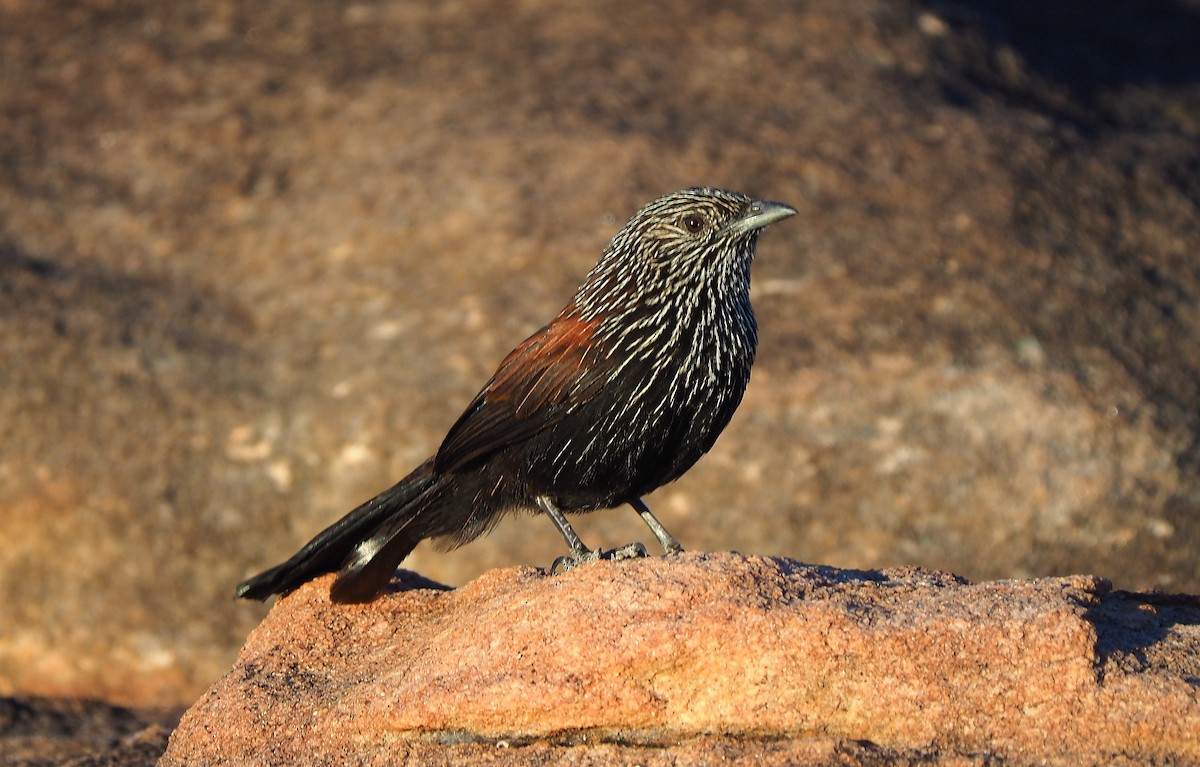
434 312 609 473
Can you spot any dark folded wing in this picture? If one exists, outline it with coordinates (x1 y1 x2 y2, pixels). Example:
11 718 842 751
434 312 609 473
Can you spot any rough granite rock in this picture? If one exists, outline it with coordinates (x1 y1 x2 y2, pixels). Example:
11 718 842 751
160 552 1200 766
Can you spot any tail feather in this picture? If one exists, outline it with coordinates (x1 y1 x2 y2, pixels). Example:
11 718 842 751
327 514 423 603
235 458 439 601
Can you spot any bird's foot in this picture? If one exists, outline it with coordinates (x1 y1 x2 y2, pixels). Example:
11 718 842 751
549 542 648 575
550 547 600 575
606 541 650 561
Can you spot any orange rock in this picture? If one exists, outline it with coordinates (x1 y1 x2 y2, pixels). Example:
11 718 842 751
160 552 1200 766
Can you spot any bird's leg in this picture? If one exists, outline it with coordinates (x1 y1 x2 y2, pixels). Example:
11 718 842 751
538 496 647 573
630 498 684 554
538 496 600 573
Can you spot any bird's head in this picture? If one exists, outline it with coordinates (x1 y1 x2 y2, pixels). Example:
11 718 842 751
616 187 797 265
576 188 796 316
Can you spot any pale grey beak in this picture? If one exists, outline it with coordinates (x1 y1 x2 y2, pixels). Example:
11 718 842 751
723 199 798 237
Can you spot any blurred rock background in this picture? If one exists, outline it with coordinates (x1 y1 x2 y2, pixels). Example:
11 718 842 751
1 0 1198 709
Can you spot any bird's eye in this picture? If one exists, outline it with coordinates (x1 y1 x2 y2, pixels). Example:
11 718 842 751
682 215 706 233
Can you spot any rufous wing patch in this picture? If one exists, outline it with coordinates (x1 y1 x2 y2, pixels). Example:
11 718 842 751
434 311 607 473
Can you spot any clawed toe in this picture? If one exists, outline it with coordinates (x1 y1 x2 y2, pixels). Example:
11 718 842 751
606 541 649 561
548 542 649 574
549 548 601 575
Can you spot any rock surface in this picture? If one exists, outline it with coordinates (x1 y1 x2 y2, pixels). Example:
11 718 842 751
160 553 1200 766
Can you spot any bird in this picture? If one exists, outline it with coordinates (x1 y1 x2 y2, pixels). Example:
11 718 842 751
236 187 796 603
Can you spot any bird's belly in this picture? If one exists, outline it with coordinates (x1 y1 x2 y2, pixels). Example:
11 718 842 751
516 381 737 511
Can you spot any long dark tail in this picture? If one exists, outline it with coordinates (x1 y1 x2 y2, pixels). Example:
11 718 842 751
235 457 445 603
